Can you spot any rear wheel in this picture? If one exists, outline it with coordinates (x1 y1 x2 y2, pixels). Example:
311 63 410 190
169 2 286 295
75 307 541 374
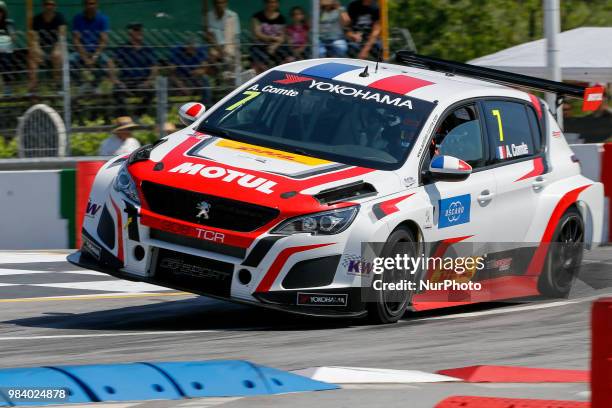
538 207 584 298
367 227 418 324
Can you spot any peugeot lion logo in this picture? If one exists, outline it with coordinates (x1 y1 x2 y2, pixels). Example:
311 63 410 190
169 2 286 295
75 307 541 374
196 201 211 220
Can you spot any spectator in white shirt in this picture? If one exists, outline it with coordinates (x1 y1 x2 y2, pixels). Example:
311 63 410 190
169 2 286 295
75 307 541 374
206 0 241 61
99 116 142 156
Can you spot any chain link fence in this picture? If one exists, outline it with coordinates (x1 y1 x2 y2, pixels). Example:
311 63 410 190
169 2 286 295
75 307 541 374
0 27 415 158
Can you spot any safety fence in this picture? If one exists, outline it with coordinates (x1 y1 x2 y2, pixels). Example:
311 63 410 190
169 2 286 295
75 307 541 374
0 28 415 158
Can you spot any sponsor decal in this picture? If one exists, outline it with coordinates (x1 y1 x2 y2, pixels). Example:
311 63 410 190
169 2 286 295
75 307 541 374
429 257 480 284
487 257 513 272
168 162 277 194
297 292 348 306
342 255 374 276
82 236 101 260
196 201 211 220
260 84 299 97
552 131 562 138
274 73 312 85
160 257 231 281
308 80 414 109
85 201 101 217
216 139 329 166
438 194 470 228
155 219 225 243
403 176 416 187
497 142 529 159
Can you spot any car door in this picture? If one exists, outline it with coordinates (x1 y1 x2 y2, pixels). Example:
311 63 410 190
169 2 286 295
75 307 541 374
480 99 544 243
422 104 497 246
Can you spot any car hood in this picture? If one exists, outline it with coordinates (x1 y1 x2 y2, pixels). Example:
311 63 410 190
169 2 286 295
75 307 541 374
128 132 404 216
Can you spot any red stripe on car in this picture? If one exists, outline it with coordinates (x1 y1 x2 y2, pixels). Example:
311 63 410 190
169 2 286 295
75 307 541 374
528 94 542 119
525 184 591 276
255 243 335 292
368 74 434 94
515 157 545 182
110 199 124 262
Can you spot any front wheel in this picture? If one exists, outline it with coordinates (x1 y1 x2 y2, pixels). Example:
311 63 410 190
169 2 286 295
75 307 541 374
538 207 584 298
367 227 418 324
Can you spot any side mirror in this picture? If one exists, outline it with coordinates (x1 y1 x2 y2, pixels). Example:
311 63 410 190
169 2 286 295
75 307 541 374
427 155 472 181
178 102 206 126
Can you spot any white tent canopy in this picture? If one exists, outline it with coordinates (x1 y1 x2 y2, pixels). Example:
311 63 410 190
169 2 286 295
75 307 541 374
468 27 612 83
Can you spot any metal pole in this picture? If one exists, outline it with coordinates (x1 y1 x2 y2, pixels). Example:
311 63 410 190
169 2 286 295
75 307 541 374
544 0 563 129
60 34 71 155
156 76 168 140
380 0 389 60
311 0 320 58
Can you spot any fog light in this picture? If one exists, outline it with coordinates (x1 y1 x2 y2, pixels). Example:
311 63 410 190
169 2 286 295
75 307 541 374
238 269 252 285
134 245 145 261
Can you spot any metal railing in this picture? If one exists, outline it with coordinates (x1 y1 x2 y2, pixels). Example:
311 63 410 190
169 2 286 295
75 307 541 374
0 28 415 158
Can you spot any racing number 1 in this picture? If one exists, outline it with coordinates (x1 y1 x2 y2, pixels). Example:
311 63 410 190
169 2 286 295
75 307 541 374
226 91 261 111
491 109 504 142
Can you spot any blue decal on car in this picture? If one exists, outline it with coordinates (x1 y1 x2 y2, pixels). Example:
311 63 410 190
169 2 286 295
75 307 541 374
300 63 361 79
438 194 470 228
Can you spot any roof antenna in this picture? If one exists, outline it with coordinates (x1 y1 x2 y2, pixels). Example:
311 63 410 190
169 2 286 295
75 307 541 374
359 65 370 78
375 49 382 74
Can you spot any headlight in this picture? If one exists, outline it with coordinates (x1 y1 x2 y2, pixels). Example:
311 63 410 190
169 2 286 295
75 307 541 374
272 206 359 235
113 164 140 204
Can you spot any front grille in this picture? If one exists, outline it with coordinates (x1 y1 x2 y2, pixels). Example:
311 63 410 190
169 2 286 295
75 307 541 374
141 181 279 232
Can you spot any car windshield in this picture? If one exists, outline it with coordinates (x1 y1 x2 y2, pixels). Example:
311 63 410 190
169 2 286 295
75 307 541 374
199 70 435 170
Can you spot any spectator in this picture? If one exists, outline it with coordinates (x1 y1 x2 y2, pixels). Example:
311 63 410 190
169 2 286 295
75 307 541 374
168 37 215 105
287 6 309 59
206 0 241 61
0 0 15 96
319 0 349 58
346 0 381 60
99 116 141 156
71 0 116 90
113 23 158 117
28 0 67 94
250 0 290 74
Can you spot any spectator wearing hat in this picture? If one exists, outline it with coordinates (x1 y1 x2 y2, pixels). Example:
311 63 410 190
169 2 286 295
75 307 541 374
113 22 158 117
99 116 141 156
71 0 116 89
28 0 67 94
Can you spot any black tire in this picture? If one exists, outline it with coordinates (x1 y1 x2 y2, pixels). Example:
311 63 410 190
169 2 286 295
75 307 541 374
538 207 584 298
367 227 418 324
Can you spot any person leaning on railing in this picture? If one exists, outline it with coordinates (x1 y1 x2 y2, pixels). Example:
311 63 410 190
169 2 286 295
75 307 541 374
28 0 67 94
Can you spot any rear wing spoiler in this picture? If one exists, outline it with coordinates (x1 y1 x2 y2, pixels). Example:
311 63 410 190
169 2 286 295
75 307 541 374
395 51 605 112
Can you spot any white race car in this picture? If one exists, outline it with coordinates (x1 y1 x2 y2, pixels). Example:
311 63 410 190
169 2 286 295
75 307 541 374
69 53 605 323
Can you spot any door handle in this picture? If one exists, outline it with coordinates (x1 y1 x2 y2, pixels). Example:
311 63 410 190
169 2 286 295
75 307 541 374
532 176 546 191
478 189 495 203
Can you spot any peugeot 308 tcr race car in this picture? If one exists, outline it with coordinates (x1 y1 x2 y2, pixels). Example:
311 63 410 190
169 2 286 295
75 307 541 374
69 53 605 324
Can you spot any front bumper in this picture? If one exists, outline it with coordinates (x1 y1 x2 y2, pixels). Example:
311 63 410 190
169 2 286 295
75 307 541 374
67 246 367 319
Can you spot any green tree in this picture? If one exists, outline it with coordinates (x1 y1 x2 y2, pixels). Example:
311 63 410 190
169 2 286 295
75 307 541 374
390 0 612 62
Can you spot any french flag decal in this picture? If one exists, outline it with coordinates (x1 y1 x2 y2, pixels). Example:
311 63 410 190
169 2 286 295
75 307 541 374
431 155 471 171
498 146 508 159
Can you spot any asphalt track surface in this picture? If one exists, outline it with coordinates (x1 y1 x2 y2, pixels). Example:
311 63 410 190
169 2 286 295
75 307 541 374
0 247 611 407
